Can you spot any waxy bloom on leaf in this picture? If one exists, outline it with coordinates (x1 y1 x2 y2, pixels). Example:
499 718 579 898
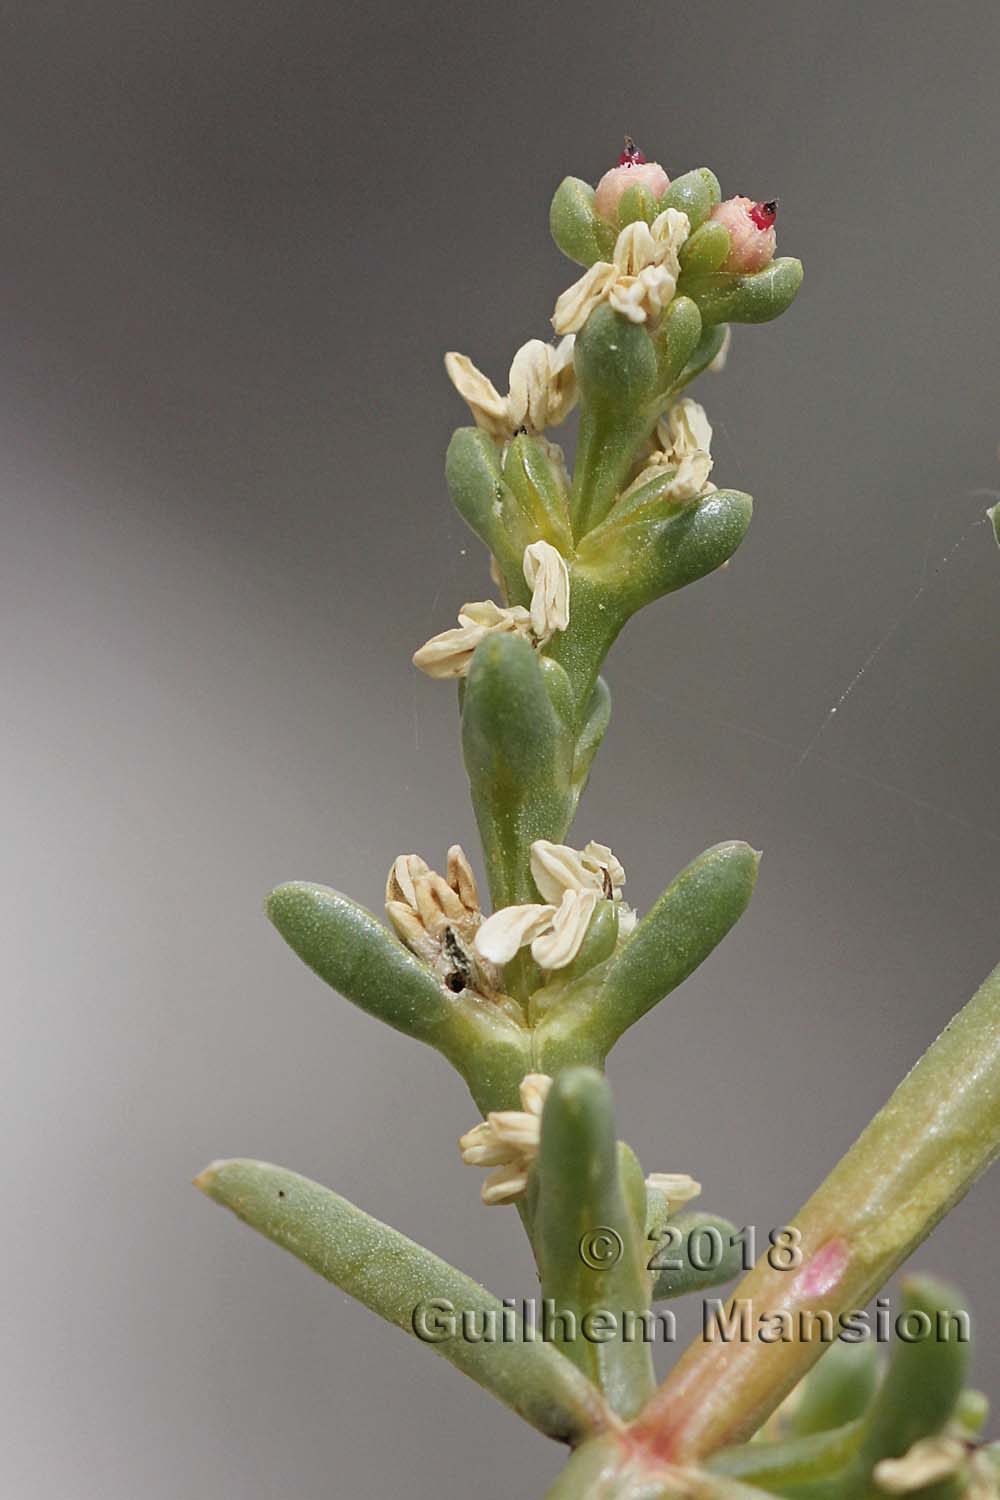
445 336 577 443
553 208 690 333
413 543 570 679
459 1072 552 1204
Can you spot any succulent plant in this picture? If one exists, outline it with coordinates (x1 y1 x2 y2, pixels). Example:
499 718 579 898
195 143 1000 1500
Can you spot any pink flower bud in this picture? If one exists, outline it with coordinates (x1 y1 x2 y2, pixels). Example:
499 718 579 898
709 196 778 273
593 138 670 223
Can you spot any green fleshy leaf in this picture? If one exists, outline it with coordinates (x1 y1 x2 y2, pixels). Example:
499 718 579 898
573 675 612 790
444 427 532 606
680 221 732 276
708 1421 864 1496
267 882 456 1044
266 883 530 1113
672 323 730 393
680 257 804 326
503 434 574 555
617 181 658 229
550 176 616 267
539 655 576 730
954 1388 989 1435
573 297 661 402
647 1206 746 1303
196 1159 609 1444
786 1339 881 1438
535 1069 655 1417
659 168 722 231
988 502 999 547
618 1142 649 1246
652 295 704 391
859 1275 970 1469
462 633 574 914
543 488 752 715
571 303 661 537
534 842 759 1069
575 485 754 613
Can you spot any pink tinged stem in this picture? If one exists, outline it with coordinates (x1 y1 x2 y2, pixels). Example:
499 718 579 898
631 961 1000 1463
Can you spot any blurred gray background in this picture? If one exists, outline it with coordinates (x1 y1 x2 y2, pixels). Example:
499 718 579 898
3 1 999 1495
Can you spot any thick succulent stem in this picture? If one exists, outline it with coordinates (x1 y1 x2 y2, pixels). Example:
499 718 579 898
631 962 1000 1463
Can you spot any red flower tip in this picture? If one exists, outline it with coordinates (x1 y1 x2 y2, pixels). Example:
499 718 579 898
749 199 779 231
618 136 647 167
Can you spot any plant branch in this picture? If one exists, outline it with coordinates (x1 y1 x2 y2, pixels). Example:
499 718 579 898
195 1158 613 1445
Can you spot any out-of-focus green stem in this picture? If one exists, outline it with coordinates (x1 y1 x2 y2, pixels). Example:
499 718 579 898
631 962 1000 1463
547 1438 791 1500
785 1339 881 1438
707 1421 864 1491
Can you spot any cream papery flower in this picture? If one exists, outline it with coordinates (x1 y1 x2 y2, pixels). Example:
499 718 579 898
708 324 732 373
413 543 570 679
385 845 506 1001
475 838 633 973
626 397 714 503
534 837 636 938
531 838 626 903
459 1072 552 1204
552 208 691 334
661 397 713 461
476 888 603 972
522 540 570 644
444 337 577 442
412 599 532 680
869 1434 995 1494
645 1173 703 1212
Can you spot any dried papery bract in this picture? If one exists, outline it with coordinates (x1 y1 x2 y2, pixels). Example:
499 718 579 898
196 143 1000 1500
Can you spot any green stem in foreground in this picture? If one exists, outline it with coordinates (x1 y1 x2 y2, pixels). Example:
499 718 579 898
535 1069 655 1418
631 962 1000 1462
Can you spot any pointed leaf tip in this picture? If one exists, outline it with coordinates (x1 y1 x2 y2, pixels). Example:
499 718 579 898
534 840 759 1070
193 1163 218 1194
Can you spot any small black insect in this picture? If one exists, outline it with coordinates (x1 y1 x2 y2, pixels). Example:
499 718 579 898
442 927 472 994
